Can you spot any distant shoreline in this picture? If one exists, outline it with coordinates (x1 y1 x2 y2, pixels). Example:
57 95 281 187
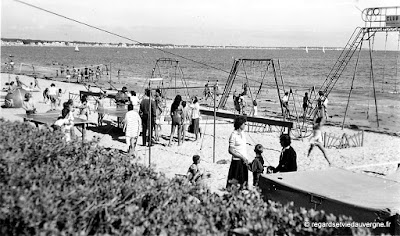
1 38 344 51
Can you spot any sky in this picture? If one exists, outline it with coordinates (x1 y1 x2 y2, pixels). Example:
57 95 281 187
1 0 400 48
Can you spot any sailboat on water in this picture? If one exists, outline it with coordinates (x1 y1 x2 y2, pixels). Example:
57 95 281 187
74 45 80 52
305 46 309 53
322 46 325 53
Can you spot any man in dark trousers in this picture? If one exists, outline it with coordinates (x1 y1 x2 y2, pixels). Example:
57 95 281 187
139 89 157 146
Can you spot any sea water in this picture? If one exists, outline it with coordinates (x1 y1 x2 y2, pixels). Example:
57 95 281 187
1 46 400 134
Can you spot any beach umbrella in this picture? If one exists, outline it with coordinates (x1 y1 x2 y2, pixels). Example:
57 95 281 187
4 88 27 108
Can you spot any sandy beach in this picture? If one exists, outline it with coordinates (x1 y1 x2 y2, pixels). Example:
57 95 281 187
1 73 399 194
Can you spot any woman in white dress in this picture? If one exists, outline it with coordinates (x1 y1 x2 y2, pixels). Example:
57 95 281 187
124 104 141 155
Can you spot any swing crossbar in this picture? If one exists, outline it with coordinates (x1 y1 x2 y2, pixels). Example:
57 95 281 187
199 108 293 134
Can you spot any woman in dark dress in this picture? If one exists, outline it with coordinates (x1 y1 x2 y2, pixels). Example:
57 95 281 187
226 116 249 190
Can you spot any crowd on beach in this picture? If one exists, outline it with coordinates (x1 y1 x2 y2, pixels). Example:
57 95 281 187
3 74 343 190
54 64 109 83
225 106 332 189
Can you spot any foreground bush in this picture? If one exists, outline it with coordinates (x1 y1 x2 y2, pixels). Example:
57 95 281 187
0 119 370 235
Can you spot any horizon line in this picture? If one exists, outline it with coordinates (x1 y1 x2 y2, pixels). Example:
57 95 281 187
1 37 345 49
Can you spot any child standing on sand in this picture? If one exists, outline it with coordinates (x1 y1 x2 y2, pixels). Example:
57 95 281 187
249 144 265 187
57 88 65 106
58 101 75 141
281 91 290 119
78 95 91 120
22 93 36 115
33 76 40 90
48 83 58 110
95 93 106 126
308 116 332 166
43 88 49 104
181 101 191 143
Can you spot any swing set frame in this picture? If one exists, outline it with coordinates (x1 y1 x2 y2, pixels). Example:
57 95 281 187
341 7 400 129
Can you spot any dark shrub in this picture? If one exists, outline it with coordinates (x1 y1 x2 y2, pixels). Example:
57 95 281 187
0 119 370 235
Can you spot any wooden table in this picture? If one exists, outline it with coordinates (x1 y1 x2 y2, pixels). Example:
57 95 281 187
21 113 95 142
102 108 128 128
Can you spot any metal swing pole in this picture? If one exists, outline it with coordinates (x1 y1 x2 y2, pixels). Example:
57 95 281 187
271 60 285 118
367 30 380 127
109 62 112 86
395 32 400 93
213 84 216 163
342 41 363 129
289 87 299 126
381 31 388 92
174 62 177 97
148 80 152 167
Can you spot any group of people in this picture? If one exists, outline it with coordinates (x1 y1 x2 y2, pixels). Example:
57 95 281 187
231 82 259 116
113 86 206 155
53 99 76 142
233 91 258 116
114 87 158 149
42 83 63 110
226 113 332 189
114 87 163 154
167 95 201 146
282 89 329 121
203 80 221 101
5 76 40 93
4 76 39 110
225 116 287 188
52 94 100 142
56 65 106 83
17 74 334 188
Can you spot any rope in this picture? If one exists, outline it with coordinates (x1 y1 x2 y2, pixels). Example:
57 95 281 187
199 115 209 151
241 62 254 102
14 0 270 84
255 62 269 100
15 0 271 89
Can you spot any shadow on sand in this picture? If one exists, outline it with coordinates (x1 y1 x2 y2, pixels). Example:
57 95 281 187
87 122 125 143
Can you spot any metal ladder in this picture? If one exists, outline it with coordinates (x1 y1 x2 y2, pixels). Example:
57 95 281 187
318 27 366 97
218 59 240 109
